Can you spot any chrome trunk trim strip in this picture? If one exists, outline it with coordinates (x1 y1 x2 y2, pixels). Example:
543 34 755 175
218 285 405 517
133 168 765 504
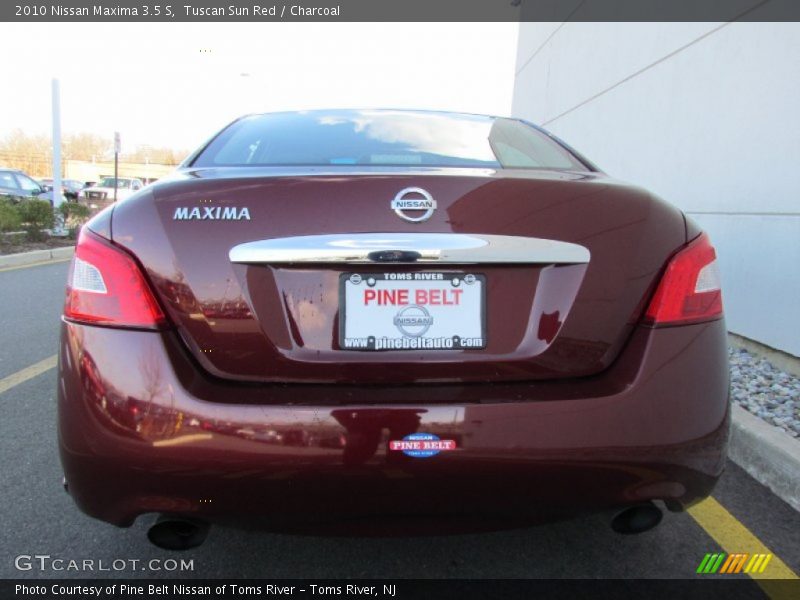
229 233 590 265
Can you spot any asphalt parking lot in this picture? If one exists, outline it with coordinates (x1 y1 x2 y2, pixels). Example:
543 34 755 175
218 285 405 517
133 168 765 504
1 259 798 586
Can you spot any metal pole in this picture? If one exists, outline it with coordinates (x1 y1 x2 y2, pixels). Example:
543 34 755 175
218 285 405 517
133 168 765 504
51 79 63 208
113 131 120 202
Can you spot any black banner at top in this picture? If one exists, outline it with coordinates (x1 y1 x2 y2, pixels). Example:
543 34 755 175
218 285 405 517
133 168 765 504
3 0 800 22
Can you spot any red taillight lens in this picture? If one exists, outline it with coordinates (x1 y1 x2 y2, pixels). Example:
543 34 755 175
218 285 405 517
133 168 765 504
643 232 723 326
64 229 166 328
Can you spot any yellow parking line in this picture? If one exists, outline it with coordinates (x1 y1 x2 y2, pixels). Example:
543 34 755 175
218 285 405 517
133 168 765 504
0 257 72 273
0 355 57 395
689 496 797 594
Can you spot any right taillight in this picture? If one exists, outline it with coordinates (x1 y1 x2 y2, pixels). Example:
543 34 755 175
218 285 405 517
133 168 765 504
64 228 166 329
643 232 723 326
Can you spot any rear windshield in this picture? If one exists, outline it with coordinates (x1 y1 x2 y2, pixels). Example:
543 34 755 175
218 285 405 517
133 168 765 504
191 110 588 171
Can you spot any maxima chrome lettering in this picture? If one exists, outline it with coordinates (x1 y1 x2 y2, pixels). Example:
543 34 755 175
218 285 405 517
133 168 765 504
173 207 251 221
390 187 437 223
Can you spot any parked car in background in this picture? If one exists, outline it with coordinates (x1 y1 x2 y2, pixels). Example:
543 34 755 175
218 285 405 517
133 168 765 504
0 167 64 205
39 178 86 200
80 176 144 209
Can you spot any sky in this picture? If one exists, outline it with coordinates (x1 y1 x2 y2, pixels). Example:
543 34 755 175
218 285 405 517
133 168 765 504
1 23 519 153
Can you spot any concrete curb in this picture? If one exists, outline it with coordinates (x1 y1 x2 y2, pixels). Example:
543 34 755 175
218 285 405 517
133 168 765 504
0 246 74 270
729 403 800 512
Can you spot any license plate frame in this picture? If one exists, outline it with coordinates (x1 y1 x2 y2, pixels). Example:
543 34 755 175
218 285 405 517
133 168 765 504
339 272 486 351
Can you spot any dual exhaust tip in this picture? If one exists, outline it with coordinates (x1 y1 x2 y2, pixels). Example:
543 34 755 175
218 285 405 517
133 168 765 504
147 515 210 551
144 503 663 549
64 478 211 550
611 502 664 535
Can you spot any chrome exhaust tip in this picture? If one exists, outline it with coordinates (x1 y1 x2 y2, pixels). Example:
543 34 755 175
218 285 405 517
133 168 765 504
147 515 210 551
611 502 663 534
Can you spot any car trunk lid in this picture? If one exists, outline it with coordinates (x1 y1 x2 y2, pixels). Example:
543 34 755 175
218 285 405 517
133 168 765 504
110 167 686 384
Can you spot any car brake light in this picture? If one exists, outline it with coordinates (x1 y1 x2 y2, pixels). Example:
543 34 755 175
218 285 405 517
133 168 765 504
64 229 166 328
643 232 723 326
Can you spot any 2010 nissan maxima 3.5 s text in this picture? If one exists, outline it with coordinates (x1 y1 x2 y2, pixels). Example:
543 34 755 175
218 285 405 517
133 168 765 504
58 110 729 549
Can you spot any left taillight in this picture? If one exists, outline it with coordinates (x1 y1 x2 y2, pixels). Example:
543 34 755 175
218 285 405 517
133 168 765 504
64 229 166 329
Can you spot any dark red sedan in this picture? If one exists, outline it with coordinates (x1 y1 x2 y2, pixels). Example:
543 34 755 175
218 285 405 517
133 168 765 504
58 110 728 549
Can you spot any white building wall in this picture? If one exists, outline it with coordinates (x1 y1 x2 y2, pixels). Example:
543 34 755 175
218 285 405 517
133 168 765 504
513 22 800 356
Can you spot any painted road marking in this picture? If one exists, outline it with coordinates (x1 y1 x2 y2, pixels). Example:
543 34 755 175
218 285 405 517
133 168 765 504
689 496 797 595
0 257 71 273
0 355 57 395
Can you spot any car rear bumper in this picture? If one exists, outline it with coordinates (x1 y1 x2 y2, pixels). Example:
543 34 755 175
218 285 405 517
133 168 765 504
58 318 730 532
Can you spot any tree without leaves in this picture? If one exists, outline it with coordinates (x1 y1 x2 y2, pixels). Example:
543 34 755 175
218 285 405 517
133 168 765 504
124 145 191 165
0 130 187 166
62 132 113 161
0 129 51 156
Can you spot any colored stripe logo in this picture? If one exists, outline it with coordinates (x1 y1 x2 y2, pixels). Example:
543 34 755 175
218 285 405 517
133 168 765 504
697 553 773 574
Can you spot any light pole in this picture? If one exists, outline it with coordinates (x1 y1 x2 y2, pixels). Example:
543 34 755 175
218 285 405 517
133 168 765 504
51 78 63 208
113 131 121 202
51 78 67 237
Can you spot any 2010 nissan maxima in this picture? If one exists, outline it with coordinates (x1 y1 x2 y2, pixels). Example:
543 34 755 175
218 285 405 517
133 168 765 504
58 109 729 549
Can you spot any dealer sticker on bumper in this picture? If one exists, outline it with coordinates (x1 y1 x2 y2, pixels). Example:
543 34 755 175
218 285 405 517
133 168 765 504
340 272 486 351
389 433 457 457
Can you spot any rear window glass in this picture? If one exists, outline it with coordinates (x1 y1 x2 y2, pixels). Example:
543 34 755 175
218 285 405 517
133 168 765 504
191 110 587 171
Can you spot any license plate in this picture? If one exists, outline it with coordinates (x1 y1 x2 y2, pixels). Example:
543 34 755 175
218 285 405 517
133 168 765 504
340 272 486 351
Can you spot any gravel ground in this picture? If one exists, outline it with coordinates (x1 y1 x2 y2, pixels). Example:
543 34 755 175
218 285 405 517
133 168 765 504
730 347 800 438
